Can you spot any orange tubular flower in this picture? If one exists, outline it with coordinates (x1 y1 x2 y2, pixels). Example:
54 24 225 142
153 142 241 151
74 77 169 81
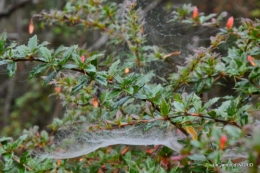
226 17 234 29
193 6 199 19
219 134 227 150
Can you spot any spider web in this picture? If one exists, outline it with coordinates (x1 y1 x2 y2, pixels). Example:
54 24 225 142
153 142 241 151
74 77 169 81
36 121 185 159
131 1 222 80
34 1 240 159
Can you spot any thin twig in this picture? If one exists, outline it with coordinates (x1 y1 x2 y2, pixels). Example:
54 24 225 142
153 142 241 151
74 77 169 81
3 57 89 75
168 113 241 129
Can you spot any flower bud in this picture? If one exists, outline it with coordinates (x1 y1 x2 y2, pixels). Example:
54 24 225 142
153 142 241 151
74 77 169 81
55 87 61 93
124 68 130 74
247 55 257 67
29 19 34 34
81 55 85 63
226 17 234 29
193 6 199 19
91 98 99 108
219 134 227 150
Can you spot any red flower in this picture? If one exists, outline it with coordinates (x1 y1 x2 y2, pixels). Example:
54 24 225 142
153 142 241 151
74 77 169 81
219 134 227 150
226 17 234 29
81 55 85 63
193 6 199 19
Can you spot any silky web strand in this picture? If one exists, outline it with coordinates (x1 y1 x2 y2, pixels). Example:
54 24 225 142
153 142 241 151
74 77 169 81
35 122 185 159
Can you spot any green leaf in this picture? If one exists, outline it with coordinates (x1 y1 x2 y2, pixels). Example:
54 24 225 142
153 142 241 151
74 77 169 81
0 137 12 142
0 32 7 40
60 45 77 65
63 64 78 69
133 93 147 99
107 90 122 99
224 125 241 138
28 35 38 51
125 86 134 95
136 72 154 87
0 60 11 66
38 41 49 47
43 70 58 85
203 13 217 21
7 62 17 77
41 131 49 143
173 101 184 112
191 140 201 148
249 68 260 79
84 64 96 73
188 154 207 161
113 96 131 109
16 45 28 57
29 64 49 79
0 32 7 54
204 97 219 109
0 160 4 170
71 78 88 95
173 93 182 102
143 85 154 98
215 100 231 117
20 151 30 164
160 99 170 117
108 59 120 75
151 84 163 97
95 74 107 86
11 135 27 150
207 151 220 160
54 45 67 56
85 53 103 63
39 47 52 61
0 40 6 54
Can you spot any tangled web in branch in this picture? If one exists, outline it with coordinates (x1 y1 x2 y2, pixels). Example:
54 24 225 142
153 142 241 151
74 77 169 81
36 121 185 159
